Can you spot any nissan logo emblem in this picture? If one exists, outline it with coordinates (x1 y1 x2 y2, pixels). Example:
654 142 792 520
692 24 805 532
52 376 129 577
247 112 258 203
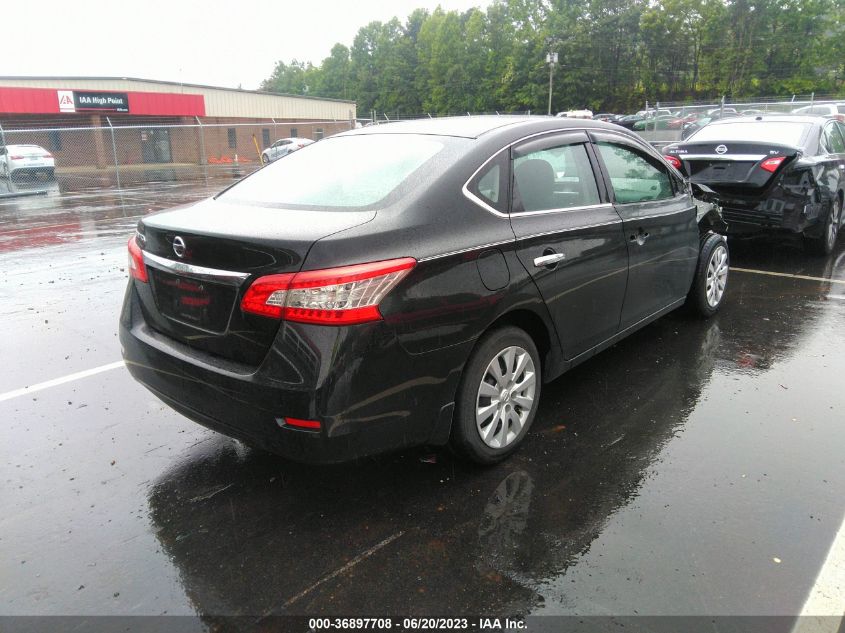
172 236 186 258
715 144 728 155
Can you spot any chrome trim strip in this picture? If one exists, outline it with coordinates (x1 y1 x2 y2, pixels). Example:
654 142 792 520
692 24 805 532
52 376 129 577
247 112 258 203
511 202 613 217
461 127 594 218
676 154 766 161
142 251 251 285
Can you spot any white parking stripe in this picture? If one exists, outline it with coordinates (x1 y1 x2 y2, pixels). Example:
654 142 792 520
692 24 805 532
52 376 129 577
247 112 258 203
791 513 845 633
0 361 124 403
731 267 845 285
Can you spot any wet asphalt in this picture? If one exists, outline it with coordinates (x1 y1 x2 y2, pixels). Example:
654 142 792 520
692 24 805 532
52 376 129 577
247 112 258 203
1 171 844 626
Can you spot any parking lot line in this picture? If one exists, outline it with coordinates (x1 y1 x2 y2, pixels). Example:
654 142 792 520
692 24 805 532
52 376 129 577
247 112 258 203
0 360 124 403
280 531 405 609
731 267 845 285
792 512 845 632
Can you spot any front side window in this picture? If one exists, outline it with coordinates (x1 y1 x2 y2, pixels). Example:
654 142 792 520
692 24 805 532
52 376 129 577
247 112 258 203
219 134 445 209
596 142 673 203
512 142 600 213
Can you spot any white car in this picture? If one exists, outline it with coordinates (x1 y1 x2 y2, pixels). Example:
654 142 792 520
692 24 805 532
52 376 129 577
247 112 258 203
261 137 314 164
0 144 55 178
791 103 845 119
556 109 594 119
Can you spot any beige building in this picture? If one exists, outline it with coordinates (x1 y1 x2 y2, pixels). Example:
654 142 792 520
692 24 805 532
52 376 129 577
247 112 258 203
0 76 356 168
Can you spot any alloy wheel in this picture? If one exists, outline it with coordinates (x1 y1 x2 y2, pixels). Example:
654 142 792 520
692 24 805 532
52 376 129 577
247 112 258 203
827 199 840 251
475 346 536 449
706 244 728 308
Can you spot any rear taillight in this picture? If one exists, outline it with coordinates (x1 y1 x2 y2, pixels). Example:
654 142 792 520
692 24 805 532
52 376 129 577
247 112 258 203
43 152 53 159
127 235 148 283
9 155 24 160
760 156 785 173
665 155 682 170
241 257 416 324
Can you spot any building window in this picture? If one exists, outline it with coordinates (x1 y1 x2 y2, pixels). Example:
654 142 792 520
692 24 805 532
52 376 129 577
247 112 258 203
315 128 324 140
262 129 270 148
227 128 237 149
49 130 63 152
290 127 298 138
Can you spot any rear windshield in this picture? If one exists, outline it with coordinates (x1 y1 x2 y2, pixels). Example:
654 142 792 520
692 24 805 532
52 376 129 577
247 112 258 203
689 121 810 146
220 135 444 209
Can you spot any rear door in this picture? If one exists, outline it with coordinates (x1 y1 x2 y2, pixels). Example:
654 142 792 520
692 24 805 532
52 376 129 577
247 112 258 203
590 132 698 329
507 131 628 360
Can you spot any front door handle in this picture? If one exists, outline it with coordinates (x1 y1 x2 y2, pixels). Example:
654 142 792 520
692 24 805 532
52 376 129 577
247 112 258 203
533 252 566 268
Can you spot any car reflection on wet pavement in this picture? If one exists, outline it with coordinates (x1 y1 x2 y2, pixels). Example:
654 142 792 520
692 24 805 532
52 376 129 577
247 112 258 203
1 177 844 626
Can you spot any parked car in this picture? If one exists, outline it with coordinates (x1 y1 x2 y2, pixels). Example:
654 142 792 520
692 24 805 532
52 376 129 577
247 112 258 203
680 112 743 140
592 113 620 122
261 137 314 164
707 107 739 117
791 103 845 121
663 115 845 254
556 109 594 119
0 144 55 179
633 115 681 131
121 116 729 465
615 114 646 129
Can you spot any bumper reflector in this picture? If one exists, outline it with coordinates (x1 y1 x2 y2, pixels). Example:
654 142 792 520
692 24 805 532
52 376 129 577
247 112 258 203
284 417 322 430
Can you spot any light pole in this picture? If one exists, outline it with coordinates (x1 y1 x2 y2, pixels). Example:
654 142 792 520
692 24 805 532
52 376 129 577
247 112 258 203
546 51 558 116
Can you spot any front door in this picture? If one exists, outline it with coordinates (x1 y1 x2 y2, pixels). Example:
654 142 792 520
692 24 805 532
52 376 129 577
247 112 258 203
141 129 173 163
591 132 698 329
508 132 629 360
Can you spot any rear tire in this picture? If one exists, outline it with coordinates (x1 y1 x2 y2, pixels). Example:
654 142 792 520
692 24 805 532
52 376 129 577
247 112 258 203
687 233 729 318
804 197 840 256
450 327 541 464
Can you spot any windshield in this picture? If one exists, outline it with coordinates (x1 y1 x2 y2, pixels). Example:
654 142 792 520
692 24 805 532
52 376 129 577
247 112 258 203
689 121 810 146
220 134 445 209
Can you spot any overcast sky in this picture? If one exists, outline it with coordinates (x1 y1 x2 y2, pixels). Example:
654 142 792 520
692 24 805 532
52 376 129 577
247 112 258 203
1 0 491 90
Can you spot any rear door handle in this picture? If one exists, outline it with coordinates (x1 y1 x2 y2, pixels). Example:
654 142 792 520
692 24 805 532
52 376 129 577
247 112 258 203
533 253 566 268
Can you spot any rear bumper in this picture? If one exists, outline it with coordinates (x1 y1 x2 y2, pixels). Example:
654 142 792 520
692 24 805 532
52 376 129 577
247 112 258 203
718 189 825 235
119 284 466 463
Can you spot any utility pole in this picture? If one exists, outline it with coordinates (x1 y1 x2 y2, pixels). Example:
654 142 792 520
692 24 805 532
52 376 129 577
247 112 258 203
546 51 558 116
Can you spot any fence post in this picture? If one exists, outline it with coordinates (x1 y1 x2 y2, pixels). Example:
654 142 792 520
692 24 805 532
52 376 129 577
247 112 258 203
720 95 725 118
195 116 208 184
105 117 121 190
0 123 5 148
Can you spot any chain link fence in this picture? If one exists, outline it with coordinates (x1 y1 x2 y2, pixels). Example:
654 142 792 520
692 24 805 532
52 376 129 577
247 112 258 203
0 119 353 193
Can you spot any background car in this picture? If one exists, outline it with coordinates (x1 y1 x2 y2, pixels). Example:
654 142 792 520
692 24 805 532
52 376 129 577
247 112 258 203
592 113 620 122
555 109 594 119
633 114 681 130
121 116 728 466
791 103 845 120
260 137 314 164
663 115 845 254
0 144 55 179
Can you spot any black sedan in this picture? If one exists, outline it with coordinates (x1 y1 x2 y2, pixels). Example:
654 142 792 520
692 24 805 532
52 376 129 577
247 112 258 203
120 117 728 464
663 115 845 254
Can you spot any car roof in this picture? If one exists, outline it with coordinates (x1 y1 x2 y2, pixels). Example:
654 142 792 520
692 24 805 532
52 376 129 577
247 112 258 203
337 115 617 140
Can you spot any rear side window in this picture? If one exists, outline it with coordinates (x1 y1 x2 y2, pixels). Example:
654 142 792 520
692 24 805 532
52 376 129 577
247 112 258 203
220 135 445 209
596 142 673 203
512 143 600 213
467 151 508 213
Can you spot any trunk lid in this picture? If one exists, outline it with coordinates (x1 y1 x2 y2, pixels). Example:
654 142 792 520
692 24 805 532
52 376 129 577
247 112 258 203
136 197 375 366
666 142 800 191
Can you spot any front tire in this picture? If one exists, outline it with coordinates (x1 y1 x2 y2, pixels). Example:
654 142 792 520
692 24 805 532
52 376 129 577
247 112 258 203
804 197 840 256
450 327 541 464
688 233 729 317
